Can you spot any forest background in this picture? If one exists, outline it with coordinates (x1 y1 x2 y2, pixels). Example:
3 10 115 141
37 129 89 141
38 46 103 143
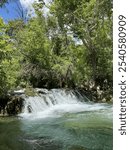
0 0 112 104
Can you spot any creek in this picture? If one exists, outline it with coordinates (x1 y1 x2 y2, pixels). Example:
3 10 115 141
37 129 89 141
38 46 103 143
0 89 112 150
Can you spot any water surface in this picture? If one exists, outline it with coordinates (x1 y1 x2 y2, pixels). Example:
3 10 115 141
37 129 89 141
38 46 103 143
0 89 113 150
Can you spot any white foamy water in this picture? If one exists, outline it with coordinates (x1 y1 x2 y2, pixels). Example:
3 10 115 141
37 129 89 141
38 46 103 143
19 89 112 119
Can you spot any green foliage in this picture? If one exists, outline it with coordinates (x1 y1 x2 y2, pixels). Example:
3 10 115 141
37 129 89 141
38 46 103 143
0 18 10 96
50 0 113 86
0 0 113 100
0 18 21 97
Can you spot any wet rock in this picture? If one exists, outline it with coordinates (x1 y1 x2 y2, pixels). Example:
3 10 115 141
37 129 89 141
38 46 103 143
36 89 49 94
6 96 24 115
27 104 32 113
102 98 107 103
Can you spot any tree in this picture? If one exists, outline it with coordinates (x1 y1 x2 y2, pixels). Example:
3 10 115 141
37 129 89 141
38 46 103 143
0 0 113 101
49 0 113 88
0 18 13 96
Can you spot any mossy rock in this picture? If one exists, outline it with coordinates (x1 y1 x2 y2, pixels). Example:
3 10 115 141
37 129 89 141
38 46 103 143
6 96 24 115
25 86 37 97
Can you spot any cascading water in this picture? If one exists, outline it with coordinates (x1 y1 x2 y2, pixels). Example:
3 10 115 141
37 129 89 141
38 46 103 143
19 89 112 120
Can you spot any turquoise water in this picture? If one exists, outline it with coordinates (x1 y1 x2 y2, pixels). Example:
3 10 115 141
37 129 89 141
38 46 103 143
0 104 112 150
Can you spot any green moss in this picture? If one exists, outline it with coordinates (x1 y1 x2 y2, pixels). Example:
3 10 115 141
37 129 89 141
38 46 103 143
25 86 37 97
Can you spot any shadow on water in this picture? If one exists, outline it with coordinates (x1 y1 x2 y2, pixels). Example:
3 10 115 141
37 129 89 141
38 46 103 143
0 117 30 150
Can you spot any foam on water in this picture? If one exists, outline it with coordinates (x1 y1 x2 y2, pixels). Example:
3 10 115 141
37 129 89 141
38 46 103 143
19 89 112 119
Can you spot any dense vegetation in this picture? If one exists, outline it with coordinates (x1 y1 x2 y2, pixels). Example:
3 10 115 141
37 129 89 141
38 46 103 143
0 0 112 102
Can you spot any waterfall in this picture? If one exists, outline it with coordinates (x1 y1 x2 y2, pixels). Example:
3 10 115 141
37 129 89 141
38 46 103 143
19 89 112 119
